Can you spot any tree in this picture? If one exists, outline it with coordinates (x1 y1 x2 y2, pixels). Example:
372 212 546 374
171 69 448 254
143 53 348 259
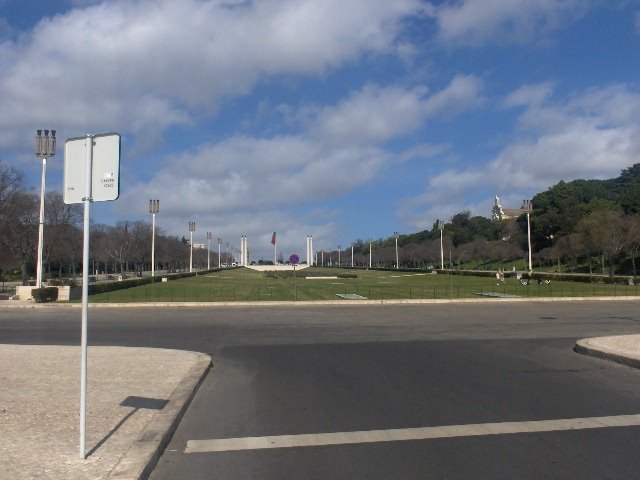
576 210 629 276
44 192 82 279
0 191 39 284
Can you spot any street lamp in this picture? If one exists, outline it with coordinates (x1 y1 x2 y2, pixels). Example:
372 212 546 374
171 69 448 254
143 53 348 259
188 221 196 272
149 200 159 277
438 220 444 270
217 238 222 268
207 232 212 270
34 129 56 288
523 200 533 272
394 232 399 269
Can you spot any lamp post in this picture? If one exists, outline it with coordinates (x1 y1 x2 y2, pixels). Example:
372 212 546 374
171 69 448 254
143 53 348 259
523 200 533 272
394 232 399 269
351 244 354 267
438 220 444 270
369 242 372 269
217 238 221 268
207 232 212 270
149 200 159 277
34 129 56 288
189 221 196 272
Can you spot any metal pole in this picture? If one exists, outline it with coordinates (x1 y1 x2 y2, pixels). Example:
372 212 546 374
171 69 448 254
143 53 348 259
523 200 533 273
394 233 399 269
190 231 193 272
36 158 46 287
80 134 93 459
440 229 444 270
369 243 372 269
151 212 156 277
351 245 354 267
527 211 532 272
218 239 221 268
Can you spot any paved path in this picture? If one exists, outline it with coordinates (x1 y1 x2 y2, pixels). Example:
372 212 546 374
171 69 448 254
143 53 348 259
0 345 210 480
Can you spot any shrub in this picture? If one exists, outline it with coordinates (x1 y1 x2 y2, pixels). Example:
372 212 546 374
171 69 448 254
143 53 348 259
32 287 59 303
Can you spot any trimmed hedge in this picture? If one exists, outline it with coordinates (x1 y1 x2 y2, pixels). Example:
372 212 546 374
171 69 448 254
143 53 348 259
87 270 219 296
32 287 59 303
434 269 635 285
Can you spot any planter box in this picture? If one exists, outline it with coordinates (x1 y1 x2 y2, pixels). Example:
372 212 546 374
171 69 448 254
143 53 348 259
15 285 81 301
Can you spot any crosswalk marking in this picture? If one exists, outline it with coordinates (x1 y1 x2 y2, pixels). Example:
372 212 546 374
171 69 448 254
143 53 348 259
185 413 640 453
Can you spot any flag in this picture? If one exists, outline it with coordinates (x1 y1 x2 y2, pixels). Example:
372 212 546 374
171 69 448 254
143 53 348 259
271 231 276 245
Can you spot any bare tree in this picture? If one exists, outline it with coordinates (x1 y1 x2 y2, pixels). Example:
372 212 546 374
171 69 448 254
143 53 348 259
576 210 629 276
0 191 39 284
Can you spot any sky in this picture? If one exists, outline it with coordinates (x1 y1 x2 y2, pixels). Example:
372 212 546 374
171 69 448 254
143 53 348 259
1 0 639 261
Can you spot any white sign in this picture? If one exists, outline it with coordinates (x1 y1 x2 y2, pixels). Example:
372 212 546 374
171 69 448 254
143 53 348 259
64 133 120 204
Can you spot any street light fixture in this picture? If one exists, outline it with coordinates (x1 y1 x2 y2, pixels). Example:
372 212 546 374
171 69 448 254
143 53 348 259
207 232 212 270
394 232 399 269
438 220 444 270
188 221 196 272
34 129 56 288
149 200 159 277
523 200 533 272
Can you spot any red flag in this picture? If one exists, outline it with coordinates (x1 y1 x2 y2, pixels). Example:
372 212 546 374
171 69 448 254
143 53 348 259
271 231 276 245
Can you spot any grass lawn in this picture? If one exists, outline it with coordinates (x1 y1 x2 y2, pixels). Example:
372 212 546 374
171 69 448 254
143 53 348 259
87 267 640 303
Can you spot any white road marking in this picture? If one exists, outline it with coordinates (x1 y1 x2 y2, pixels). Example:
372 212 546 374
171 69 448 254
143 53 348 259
185 414 640 453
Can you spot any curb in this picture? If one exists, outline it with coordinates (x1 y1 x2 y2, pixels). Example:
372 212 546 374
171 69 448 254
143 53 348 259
107 354 212 480
574 339 640 370
1 296 640 309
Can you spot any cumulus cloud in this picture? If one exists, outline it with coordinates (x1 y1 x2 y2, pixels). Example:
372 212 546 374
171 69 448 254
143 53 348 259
400 83 640 230
0 0 424 152
431 0 586 46
114 75 482 253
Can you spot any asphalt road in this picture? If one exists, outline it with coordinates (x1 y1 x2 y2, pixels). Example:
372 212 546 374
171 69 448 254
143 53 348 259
3 300 640 479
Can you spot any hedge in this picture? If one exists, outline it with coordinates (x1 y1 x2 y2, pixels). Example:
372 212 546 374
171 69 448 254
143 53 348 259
32 287 59 303
87 270 220 295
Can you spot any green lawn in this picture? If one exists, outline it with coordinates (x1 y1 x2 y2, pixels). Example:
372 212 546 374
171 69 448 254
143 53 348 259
87 267 640 303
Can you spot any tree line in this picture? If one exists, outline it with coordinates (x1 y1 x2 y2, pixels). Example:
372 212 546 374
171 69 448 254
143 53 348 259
0 164 219 285
323 164 640 276
4 162 640 284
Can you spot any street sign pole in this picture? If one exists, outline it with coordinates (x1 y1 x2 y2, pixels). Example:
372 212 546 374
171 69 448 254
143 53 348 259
65 132 120 460
80 135 93 459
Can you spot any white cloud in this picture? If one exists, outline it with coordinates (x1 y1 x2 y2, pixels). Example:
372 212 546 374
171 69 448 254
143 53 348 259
117 76 482 216
0 0 425 152
432 0 586 46
400 83 640 230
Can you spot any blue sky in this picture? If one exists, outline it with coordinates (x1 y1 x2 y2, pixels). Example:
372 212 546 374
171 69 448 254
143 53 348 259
1 0 639 261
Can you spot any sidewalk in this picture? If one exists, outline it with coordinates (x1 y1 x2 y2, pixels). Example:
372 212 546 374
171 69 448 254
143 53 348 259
574 334 640 369
0 345 211 480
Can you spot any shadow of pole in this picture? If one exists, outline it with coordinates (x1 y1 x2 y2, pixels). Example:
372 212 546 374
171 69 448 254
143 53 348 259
86 396 169 458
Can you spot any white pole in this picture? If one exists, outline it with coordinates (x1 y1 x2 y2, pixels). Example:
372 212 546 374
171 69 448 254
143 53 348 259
151 212 156 277
527 211 532 272
369 243 372 268
207 236 211 270
395 237 399 269
36 158 46 288
80 135 93 459
190 231 193 272
218 240 221 268
440 228 444 270
351 245 354 267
